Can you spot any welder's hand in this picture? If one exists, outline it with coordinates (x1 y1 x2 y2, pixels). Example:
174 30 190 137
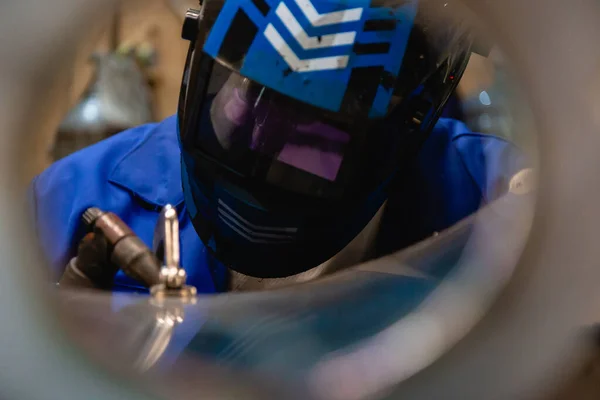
60 232 119 289
78 232 121 288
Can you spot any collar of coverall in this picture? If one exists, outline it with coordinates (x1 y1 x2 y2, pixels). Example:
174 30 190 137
108 116 185 208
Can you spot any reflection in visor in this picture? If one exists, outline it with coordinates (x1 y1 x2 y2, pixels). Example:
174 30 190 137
209 73 350 182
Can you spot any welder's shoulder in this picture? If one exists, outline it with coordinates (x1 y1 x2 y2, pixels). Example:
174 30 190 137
33 117 176 199
28 117 178 273
430 118 528 200
32 127 142 200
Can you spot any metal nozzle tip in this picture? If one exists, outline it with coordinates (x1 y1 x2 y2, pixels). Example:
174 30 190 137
82 207 103 226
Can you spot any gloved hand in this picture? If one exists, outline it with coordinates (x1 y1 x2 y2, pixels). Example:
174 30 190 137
59 207 161 290
59 232 119 289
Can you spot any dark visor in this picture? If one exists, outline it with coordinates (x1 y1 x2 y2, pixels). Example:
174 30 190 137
179 63 407 201
208 73 350 182
179 50 425 202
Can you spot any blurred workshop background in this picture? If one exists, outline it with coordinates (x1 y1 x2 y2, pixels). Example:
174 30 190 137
27 0 532 183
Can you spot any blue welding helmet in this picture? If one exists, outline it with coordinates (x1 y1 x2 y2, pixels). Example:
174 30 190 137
177 0 474 278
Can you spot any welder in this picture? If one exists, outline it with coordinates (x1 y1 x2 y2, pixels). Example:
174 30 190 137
28 0 528 293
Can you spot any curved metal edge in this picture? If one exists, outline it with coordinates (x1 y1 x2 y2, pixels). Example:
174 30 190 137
386 0 600 399
3 0 600 399
0 2 268 400
0 1 156 399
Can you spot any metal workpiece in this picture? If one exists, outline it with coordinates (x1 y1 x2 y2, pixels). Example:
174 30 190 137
5 1 600 400
151 205 197 298
133 303 186 372
149 283 198 301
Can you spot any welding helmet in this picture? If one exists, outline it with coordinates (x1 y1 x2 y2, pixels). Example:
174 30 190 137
177 0 475 278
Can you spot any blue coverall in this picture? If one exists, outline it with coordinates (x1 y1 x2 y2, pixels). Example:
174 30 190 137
28 115 526 293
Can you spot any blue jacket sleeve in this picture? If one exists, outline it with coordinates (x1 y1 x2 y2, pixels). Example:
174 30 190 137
375 119 531 269
451 132 531 203
26 126 149 279
27 158 89 279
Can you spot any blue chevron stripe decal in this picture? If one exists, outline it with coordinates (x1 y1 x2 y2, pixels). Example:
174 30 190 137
204 0 418 117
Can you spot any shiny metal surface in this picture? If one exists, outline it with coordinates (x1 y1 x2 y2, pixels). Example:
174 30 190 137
152 205 189 291
0 2 154 399
2 1 600 400
150 284 198 301
395 1 600 398
57 189 533 399
132 302 185 372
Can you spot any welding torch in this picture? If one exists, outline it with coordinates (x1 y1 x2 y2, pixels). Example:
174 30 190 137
59 207 160 289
